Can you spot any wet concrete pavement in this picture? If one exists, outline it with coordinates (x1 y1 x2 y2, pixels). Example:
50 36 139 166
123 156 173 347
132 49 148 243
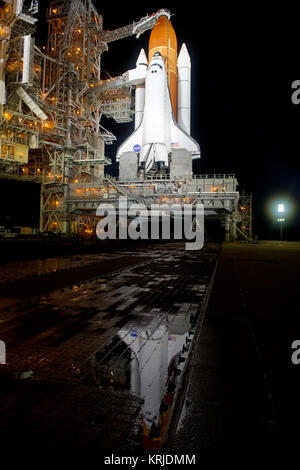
1 240 299 461
0 254 149 308
0 243 218 458
171 241 300 456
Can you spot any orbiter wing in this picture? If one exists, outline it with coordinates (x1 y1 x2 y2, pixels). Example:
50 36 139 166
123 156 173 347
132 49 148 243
116 122 143 161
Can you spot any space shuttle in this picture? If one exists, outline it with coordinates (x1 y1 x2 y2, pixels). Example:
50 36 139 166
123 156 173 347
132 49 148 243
116 12 200 175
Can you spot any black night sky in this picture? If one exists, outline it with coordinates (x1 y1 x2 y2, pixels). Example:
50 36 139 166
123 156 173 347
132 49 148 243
2 2 300 239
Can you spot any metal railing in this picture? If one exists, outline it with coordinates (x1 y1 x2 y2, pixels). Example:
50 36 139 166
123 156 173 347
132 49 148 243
102 173 236 183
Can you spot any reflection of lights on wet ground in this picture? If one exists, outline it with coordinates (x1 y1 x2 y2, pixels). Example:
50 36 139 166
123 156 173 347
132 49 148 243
3 245 217 451
0 253 106 283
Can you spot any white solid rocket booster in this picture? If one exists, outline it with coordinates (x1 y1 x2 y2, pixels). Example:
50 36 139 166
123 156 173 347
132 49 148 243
134 49 148 130
177 43 191 135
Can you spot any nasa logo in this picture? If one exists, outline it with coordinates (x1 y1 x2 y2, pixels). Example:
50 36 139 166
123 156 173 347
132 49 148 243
130 329 138 338
133 144 141 153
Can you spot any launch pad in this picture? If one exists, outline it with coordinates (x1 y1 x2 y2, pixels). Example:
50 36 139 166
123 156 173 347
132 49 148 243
68 173 241 242
0 1 251 242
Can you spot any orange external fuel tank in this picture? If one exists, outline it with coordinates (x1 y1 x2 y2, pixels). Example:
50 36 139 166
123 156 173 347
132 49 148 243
148 15 178 120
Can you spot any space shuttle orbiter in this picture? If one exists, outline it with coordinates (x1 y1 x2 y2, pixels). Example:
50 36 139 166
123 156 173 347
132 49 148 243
116 12 200 174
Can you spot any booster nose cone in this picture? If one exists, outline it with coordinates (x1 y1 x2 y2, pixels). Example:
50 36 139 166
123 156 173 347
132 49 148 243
148 15 177 119
136 48 148 68
177 43 191 68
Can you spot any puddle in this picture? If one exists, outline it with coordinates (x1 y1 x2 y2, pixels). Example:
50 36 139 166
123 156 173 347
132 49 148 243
0 254 106 283
76 310 197 450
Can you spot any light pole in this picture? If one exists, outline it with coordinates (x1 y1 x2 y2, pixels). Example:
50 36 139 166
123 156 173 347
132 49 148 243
277 203 285 241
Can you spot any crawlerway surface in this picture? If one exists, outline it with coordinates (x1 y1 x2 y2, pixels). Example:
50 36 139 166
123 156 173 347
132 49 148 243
0 242 218 457
171 241 300 457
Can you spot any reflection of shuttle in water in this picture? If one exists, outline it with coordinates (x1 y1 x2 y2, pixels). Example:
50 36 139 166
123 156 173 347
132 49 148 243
79 311 193 447
119 313 191 435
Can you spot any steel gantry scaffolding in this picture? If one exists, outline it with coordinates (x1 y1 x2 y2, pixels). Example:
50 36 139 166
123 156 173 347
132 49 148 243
0 1 174 234
237 191 253 241
0 1 248 240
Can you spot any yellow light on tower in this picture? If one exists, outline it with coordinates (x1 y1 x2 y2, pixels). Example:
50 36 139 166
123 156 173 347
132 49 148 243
3 111 13 121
